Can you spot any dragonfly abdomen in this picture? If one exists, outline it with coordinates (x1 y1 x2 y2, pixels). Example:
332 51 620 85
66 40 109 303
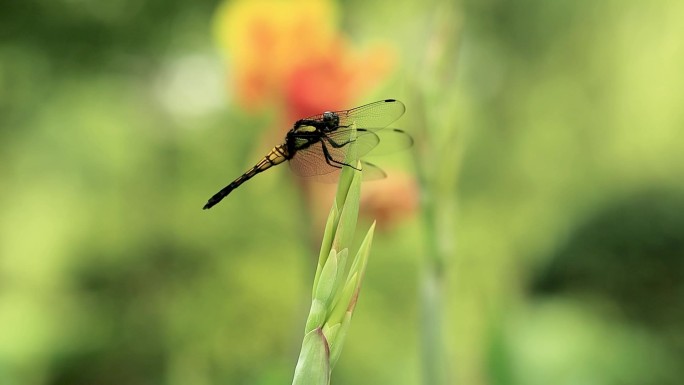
203 145 289 209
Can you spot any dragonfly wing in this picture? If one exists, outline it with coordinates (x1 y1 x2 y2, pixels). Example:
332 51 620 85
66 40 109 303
337 99 406 130
359 160 387 180
289 141 345 178
323 127 412 158
288 131 381 182
300 99 406 131
288 99 408 183
289 147 388 183
361 128 414 156
324 129 381 159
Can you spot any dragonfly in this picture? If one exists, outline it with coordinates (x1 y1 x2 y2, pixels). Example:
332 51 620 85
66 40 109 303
203 99 411 210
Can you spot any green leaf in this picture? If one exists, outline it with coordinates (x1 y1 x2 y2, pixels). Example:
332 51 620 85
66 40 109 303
332 248 349 298
293 158 377 384
347 221 375 286
305 298 327 334
322 322 341 348
334 126 358 207
314 249 339 305
313 203 339 295
332 165 362 252
292 328 330 385
329 312 353 369
327 272 358 327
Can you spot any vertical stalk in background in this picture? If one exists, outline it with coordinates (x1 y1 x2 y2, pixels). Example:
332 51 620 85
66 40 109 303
409 2 464 384
292 159 376 385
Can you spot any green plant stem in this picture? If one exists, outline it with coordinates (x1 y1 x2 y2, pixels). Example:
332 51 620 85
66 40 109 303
292 161 375 385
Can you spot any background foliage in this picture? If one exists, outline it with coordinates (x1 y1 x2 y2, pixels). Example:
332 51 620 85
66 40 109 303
1 0 683 384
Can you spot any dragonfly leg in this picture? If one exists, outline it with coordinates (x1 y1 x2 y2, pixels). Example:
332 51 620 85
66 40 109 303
325 128 370 148
320 142 361 171
325 136 354 148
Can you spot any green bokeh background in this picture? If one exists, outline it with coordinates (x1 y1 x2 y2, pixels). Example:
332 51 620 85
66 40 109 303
1 1 683 384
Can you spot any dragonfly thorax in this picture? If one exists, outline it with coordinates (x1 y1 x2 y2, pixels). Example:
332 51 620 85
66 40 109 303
285 127 322 157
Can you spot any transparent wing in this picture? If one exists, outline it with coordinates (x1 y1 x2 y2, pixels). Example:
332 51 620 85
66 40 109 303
288 127 411 179
323 129 381 159
288 135 372 179
288 141 341 179
359 128 413 156
289 141 387 183
358 160 387 180
301 99 406 132
290 99 410 182
323 127 413 157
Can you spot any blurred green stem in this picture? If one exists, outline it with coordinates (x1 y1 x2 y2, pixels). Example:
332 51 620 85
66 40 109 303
411 2 463 384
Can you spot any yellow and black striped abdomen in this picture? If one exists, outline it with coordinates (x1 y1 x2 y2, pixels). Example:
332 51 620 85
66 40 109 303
203 145 289 209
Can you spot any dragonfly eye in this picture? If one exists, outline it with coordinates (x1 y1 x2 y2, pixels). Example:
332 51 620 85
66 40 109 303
322 111 339 128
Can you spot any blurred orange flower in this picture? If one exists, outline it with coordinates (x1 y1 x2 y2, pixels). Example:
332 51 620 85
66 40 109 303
213 0 416 230
303 169 419 232
213 0 394 118
358 170 419 230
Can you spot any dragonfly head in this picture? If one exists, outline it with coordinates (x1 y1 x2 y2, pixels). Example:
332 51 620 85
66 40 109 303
322 111 340 130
